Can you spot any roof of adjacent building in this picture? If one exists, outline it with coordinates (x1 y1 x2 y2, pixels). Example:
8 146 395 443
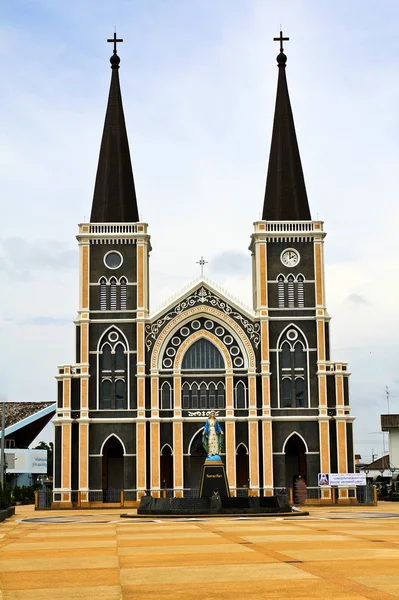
0 402 56 447
262 49 311 221
364 454 390 470
90 50 139 223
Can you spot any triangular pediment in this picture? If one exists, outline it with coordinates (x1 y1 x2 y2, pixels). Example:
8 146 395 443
145 277 259 352
149 277 255 323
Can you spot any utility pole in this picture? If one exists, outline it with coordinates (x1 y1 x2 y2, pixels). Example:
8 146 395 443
0 397 5 486
386 385 390 414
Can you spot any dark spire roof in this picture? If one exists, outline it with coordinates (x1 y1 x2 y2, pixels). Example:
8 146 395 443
90 45 139 223
262 45 311 221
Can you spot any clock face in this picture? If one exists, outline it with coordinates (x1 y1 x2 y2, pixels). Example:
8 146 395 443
281 248 300 267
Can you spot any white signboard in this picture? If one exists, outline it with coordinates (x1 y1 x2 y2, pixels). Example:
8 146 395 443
4 449 47 474
318 473 367 487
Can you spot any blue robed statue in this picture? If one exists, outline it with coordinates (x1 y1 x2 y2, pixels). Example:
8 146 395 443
202 411 224 460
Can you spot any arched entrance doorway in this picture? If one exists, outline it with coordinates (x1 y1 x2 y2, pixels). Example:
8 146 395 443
284 434 307 489
102 436 124 502
160 445 173 490
236 444 249 488
186 429 206 490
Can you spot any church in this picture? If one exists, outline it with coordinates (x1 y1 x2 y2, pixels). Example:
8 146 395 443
53 33 355 507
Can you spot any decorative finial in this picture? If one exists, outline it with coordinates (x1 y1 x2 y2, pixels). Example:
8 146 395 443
107 32 123 68
273 30 289 65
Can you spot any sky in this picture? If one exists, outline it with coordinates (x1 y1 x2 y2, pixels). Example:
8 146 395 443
1 0 399 462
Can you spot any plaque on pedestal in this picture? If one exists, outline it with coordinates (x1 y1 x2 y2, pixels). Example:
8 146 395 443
199 458 230 498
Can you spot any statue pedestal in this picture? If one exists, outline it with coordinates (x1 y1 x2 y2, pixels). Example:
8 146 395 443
199 459 230 498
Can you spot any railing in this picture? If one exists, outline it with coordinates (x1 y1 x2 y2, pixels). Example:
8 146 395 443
40 485 378 509
83 224 143 235
183 488 200 498
265 222 319 232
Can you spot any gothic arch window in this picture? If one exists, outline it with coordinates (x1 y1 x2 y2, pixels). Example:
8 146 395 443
120 277 127 310
287 274 295 308
160 381 172 410
277 275 306 308
294 341 305 368
200 382 207 409
277 275 285 308
100 278 107 310
101 343 112 371
182 339 224 370
281 342 291 369
191 382 199 409
99 330 128 409
182 382 190 409
217 382 225 409
278 328 308 408
110 277 117 311
235 380 247 410
209 382 216 409
180 380 226 411
297 274 304 308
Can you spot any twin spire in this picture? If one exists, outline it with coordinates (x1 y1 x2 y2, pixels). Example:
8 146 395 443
90 33 139 223
90 31 311 223
262 32 311 220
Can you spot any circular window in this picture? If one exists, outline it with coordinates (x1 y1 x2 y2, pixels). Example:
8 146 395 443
287 329 298 341
215 326 225 337
234 357 244 368
180 326 190 337
166 347 176 357
108 332 119 342
191 320 201 330
230 346 240 356
171 336 181 346
224 335 233 345
204 320 214 330
104 251 123 269
163 358 173 369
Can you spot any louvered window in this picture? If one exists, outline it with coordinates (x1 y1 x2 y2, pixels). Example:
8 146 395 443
287 275 295 308
277 275 285 307
297 275 304 308
120 278 127 310
110 278 117 310
100 278 107 310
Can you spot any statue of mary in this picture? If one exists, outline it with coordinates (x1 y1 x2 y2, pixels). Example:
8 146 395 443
202 411 224 460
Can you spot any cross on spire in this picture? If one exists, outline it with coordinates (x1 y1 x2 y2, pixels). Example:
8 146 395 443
107 31 123 54
196 256 208 277
273 30 289 53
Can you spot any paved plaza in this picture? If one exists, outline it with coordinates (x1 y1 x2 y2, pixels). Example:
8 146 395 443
1 504 399 599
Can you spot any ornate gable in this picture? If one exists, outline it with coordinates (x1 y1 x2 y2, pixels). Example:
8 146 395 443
145 284 260 353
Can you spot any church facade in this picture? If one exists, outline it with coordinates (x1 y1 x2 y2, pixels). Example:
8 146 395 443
53 37 355 506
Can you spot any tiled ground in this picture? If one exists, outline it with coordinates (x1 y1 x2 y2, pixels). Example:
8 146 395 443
1 504 399 599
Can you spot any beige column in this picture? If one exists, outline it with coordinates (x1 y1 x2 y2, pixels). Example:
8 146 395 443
225 420 236 494
150 421 160 495
318 418 331 503
80 242 90 311
78 422 89 502
136 422 146 497
262 419 273 495
248 421 259 494
173 420 183 497
61 422 72 505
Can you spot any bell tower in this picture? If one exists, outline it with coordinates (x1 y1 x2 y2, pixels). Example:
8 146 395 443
53 35 151 507
250 32 354 501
